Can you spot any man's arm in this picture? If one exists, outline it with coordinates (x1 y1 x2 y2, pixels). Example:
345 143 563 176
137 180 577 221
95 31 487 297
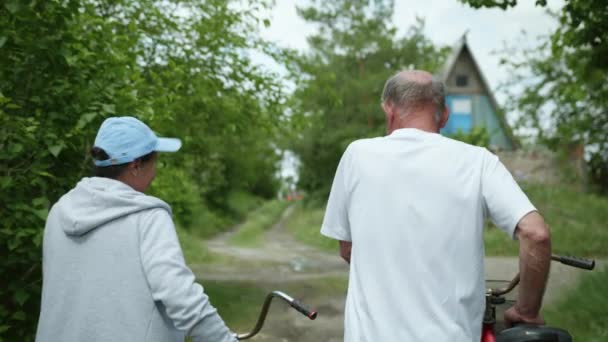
505 211 551 326
339 240 352 264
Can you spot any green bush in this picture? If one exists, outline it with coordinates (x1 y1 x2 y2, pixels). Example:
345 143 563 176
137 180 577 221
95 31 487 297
449 126 491 147
226 191 265 221
149 164 230 237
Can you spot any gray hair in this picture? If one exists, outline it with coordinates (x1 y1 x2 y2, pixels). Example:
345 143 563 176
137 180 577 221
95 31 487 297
381 71 446 122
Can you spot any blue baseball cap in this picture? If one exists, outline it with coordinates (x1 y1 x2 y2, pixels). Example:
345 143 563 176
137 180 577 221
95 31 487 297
93 116 182 167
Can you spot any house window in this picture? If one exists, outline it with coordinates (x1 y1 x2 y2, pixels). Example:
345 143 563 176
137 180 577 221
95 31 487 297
456 74 468 87
441 96 473 135
452 98 472 113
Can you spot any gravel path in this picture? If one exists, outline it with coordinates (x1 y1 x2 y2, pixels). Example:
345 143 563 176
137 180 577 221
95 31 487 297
192 206 349 281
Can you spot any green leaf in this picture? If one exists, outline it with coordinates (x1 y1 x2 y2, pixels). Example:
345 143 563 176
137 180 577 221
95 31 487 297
0 324 9 333
33 208 49 221
101 104 115 115
34 231 43 247
263 19 271 28
4 1 20 14
76 112 97 130
0 177 13 189
48 144 64 157
35 171 55 179
11 311 25 321
0 37 7 48
8 143 23 154
14 289 29 306
7 237 21 250
32 196 48 207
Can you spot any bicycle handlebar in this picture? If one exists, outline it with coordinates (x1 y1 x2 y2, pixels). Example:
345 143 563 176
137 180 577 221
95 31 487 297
551 255 595 270
236 291 317 340
487 254 595 297
291 298 319 319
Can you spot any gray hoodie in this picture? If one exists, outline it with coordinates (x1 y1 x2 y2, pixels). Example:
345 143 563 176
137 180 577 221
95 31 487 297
36 177 236 342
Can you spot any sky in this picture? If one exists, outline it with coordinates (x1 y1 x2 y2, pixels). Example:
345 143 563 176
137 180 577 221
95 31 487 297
257 0 562 105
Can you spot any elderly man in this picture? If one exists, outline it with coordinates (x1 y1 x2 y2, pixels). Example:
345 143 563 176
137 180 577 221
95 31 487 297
320 70 551 341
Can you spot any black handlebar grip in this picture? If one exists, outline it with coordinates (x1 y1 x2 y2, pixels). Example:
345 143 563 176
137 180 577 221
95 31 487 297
558 255 595 270
290 299 318 320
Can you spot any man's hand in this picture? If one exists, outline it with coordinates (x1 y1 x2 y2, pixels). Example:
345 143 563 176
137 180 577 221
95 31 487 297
339 240 352 264
504 305 545 327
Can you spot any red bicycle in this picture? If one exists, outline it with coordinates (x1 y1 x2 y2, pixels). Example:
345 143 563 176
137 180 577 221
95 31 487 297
482 254 595 342
234 291 317 340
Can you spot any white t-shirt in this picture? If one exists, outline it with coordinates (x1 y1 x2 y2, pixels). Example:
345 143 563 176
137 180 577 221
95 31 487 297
321 128 536 342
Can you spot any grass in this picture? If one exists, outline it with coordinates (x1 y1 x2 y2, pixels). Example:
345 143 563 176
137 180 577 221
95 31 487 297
176 226 228 264
285 205 336 253
286 184 608 257
229 200 290 247
484 183 608 257
199 276 348 334
543 265 608 341
177 194 273 264
200 280 269 333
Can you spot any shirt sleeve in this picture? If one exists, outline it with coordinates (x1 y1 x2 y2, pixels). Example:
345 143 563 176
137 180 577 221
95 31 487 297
481 150 537 239
321 145 354 242
139 208 236 342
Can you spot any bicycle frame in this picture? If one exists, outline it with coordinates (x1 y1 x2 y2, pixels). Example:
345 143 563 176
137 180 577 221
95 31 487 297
481 254 594 342
235 290 317 340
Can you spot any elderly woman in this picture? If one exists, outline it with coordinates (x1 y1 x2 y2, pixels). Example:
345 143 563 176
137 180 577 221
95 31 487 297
36 117 236 342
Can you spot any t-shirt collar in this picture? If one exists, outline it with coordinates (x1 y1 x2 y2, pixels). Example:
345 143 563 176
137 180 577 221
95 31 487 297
388 127 437 137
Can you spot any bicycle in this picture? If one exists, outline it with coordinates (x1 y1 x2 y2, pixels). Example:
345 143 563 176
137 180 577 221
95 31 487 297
483 254 595 342
234 290 317 340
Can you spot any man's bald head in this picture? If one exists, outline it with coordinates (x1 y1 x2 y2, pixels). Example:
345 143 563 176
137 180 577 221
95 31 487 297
381 70 446 121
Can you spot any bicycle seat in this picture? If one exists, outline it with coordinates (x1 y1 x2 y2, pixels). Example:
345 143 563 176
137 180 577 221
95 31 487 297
496 324 572 342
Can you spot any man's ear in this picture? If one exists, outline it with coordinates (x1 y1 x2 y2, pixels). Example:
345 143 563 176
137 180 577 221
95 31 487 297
438 106 449 129
383 102 395 122
382 102 391 116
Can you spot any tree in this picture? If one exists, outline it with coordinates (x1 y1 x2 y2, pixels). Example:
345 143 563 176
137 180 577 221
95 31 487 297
460 0 608 192
286 0 449 198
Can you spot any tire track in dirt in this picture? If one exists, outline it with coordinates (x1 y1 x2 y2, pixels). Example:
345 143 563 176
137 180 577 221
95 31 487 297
193 206 349 281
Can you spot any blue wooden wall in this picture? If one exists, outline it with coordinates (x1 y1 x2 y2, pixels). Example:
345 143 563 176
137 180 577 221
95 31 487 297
440 94 513 149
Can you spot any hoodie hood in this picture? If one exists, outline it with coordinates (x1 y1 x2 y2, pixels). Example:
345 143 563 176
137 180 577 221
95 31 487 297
56 177 171 236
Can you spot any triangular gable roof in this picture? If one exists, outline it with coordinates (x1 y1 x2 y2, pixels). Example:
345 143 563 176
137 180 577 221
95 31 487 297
438 34 519 149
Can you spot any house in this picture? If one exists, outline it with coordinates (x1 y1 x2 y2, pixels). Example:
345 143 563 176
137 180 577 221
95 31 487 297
437 34 518 150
